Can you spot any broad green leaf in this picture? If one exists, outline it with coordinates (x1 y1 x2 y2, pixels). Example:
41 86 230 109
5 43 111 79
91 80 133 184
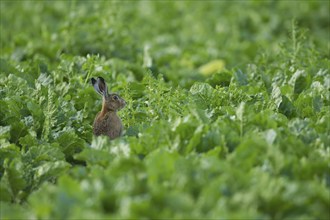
56 132 86 158
1 158 26 201
190 82 214 96
263 129 277 145
279 95 295 118
271 84 282 109
145 148 179 188
185 125 204 154
206 70 232 87
19 133 38 149
229 136 267 170
293 73 307 94
0 126 11 140
9 121 28 144
22 144 65 169
0 59 18 75
74 148 114 167
234 69 248 86
190 82 214 109
128 82 145 98
289 69 308 94
0 202 31 219
0 182 12 202
312 95 322 112
34 161 71 184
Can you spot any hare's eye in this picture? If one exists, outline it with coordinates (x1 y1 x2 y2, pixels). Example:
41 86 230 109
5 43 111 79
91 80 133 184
113 95 118 100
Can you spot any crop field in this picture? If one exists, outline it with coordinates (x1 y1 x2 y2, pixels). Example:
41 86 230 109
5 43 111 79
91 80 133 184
0 1 329 219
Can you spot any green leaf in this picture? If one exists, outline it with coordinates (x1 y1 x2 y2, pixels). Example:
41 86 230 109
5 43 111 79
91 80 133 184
22 144 65 166
9 121 28 144
1 158 26 202
19 133 38 149
0 59 18 75
0 126 11 140
56 132 86 158
0 144 21 177
271 84 282 109
42 87 57 141
312 95 322 112
190 82 214 97
263 129 277 145
74 148 113 167
289 69 308 94
294 74 307 94
185 125 204 154
27 99 44 122
190 82 214 109
0 202 30 219
229 135 267 170
0 182 12 202
206 70 232 87
128 82 145 98
34 161 71 184
234 69 248 86
279 95 296 118
145 148 179 188
236 102 245 121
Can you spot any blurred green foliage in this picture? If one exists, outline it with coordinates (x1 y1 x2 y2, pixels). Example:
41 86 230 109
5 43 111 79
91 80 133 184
0 1 329 219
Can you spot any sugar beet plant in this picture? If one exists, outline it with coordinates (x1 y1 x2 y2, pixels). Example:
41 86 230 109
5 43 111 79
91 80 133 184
0 1 329 219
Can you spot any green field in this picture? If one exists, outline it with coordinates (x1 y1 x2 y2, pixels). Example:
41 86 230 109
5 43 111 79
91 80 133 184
0 1 329 219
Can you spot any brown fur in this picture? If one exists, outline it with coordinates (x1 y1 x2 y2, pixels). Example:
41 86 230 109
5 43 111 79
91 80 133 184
91 77 126 139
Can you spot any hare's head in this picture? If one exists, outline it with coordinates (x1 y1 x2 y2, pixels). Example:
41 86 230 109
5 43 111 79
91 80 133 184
91 77 126 112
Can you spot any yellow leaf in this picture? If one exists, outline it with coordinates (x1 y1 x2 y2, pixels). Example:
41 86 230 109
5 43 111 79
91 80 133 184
198 60 225 76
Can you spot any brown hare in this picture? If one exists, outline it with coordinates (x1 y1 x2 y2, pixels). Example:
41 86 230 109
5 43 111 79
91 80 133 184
91 77 126 139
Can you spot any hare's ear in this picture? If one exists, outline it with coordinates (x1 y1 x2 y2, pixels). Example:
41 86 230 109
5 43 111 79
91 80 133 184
97 77 108 97
91 77 103 96
91 77 108 97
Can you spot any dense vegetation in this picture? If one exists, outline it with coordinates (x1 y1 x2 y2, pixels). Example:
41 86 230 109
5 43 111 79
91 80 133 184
0 1 329 219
